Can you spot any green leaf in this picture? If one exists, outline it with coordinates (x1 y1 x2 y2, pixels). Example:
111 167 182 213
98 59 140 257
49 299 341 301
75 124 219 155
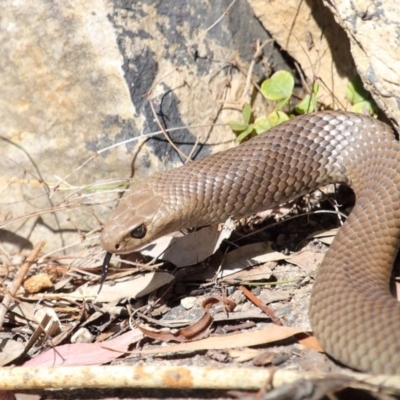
229 121 249 132
351 100 374 115
254 116 272 134
267 111 289 127
237 125 255 142
311 82 320 95
346 75 370 105
275 96 291 110
242 103 252 124
295 93 317 114
261 71 294 101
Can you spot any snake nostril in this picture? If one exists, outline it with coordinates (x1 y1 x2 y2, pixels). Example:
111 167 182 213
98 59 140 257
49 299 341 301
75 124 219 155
115 243 120 250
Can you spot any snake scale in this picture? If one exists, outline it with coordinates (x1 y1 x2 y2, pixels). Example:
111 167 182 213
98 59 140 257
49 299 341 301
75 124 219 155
101 111 400 374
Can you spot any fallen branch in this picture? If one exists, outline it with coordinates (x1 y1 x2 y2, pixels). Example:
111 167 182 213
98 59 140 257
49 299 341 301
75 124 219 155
0 365 398 396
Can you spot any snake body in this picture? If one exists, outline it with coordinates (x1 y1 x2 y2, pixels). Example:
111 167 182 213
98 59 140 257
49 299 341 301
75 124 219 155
101 111 400 374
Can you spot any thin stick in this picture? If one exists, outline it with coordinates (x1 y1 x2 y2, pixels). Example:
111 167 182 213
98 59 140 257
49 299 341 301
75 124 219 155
0 365 395 393
0 241 45 330
189 0 238 46
240 39 274 103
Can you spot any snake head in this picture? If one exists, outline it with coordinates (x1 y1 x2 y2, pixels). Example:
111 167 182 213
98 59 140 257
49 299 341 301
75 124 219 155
100 185 166 254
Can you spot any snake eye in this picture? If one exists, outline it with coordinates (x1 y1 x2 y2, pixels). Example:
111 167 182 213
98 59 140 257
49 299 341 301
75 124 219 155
130 224 147 239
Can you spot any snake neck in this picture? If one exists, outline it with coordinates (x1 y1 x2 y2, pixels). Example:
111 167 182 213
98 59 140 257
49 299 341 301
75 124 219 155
101 111 400 373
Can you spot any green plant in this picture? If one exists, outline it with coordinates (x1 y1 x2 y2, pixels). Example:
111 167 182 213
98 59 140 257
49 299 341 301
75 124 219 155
294 82 319 114
346 75 375 115
229 71 319 141
261 70 294 109
228 103 254 142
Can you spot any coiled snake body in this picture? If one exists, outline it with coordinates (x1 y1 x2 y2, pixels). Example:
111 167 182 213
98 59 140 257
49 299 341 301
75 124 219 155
101 111 400 374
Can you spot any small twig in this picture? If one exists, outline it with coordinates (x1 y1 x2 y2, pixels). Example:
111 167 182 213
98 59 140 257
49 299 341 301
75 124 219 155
46 123 226 192
0 241 45 330
236 209 347 242
240 39 274 103
239 285 283 325
294 61 311 95
282 23 347 110
147 90 190 162
189 0 238 46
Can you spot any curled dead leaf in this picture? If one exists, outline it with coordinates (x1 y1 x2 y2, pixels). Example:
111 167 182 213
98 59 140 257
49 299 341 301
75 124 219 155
139 297 237 342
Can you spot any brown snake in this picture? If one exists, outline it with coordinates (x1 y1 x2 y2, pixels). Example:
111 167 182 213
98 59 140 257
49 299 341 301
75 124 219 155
100 111 400 374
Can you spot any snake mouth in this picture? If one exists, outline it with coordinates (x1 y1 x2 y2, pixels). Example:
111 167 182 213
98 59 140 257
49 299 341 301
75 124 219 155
98 251 113 294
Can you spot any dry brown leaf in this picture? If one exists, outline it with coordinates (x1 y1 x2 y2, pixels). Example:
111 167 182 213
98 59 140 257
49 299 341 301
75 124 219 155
221 261 276 283
202 296 236 312
213 308 271 322
69 271 175 302
307 228 339 245
8 303 37 323
139 297 236 342
141 220 235 267
220 242 289 279
131 325 304 355
296 333 324 352
139 311 213 343
0 339 25 367
229 348 261 363
287 251 324 273
252 351 275 366
23 329 144 367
